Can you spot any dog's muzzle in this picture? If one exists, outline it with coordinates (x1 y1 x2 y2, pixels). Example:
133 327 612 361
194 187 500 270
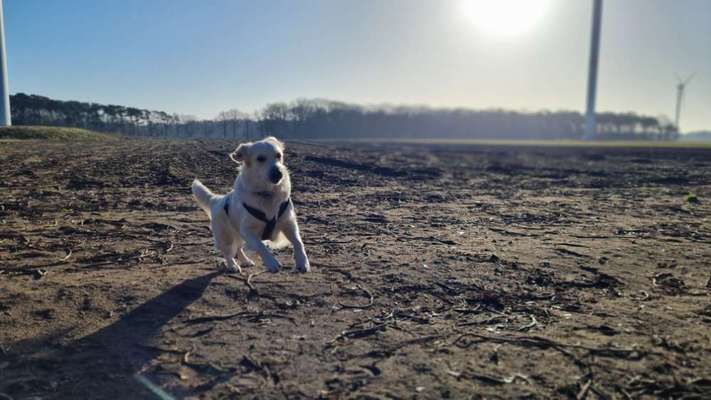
269 167 283 184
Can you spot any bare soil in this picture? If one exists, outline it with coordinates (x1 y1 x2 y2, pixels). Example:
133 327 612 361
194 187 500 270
1 140 710 399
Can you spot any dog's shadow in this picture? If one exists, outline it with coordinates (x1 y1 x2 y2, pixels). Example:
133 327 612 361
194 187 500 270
4 271 219 399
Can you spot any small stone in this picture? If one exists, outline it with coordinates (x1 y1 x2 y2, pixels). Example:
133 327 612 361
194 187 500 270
32 269 48 280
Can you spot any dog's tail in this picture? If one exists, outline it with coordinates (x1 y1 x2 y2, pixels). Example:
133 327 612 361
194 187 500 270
191 179 216 217
266 232 291 250
244 231 291 252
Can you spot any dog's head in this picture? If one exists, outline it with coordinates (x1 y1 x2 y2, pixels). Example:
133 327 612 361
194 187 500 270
230 136 287 186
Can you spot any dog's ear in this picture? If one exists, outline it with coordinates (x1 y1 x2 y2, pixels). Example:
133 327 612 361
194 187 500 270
229 142 253 164
263 136 285 151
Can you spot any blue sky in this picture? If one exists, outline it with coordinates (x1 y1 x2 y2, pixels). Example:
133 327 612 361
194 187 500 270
5 0 710 131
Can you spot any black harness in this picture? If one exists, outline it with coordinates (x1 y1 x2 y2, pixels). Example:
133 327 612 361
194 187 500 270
224 195 292 240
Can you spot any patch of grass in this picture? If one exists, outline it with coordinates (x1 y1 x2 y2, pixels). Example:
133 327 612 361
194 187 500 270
686 193 700 204
0 126 117 141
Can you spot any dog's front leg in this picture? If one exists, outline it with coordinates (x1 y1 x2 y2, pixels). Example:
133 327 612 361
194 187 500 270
282 218 310 273
240 227 281 273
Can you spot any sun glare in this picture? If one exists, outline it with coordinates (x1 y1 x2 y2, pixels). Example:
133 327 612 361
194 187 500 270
459 0 553 37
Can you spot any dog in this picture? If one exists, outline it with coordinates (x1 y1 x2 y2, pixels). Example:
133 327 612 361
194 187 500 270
191 137 310 274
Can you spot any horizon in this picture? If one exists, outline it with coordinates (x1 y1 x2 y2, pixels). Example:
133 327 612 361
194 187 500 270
5 0 711 131
9 91 710 135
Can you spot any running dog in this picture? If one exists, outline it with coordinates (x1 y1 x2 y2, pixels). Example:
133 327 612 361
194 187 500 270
191 137 310 273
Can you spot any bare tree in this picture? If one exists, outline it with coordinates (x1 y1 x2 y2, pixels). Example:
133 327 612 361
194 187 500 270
216 109 248 139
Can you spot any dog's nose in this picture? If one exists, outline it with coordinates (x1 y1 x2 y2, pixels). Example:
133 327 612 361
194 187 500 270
269 167 283 183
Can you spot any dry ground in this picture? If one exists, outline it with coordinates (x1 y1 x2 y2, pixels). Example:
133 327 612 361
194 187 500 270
1 139 710 399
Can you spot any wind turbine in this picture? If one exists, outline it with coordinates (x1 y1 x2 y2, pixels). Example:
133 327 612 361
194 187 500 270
674 73 694 133
583 0 603 140
0 0 9 126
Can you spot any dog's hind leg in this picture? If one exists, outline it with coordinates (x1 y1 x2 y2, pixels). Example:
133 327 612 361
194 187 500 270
215 239 241 274
235 239 255 268
211 220 242 274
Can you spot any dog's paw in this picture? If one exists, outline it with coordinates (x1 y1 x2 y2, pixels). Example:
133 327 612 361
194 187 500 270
224 264 242 274
296 258 311 273
263 257 282 273
218 260 242 274
239 257 256 268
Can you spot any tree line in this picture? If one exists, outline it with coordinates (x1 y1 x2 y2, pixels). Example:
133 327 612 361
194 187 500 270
10 93 678 141
259 99 679 141
10 93 258 139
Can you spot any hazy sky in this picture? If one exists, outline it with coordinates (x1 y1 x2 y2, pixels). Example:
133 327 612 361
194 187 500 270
6 0 710 131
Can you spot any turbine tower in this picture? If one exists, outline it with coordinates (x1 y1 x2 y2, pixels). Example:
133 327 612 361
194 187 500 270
0 0 10 126
674 73 694 133
583 0 603 140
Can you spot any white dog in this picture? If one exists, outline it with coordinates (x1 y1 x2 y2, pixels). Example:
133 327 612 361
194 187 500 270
191 137 310 274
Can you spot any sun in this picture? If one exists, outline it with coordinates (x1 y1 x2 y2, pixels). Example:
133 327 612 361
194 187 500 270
459 0 553 37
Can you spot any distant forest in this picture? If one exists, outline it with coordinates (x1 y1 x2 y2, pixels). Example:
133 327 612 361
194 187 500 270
10 93 679 141
10 93 258 139
680 131 711 141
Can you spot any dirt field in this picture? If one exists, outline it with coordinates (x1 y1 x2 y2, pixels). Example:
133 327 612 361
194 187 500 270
1 139 710 399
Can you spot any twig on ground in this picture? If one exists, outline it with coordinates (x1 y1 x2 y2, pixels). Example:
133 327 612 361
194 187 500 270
552 242 589 248
338 285 374 309
225 271 264 294
183 312 251 325
555 247 591 258
435 281 461 295
489 227 539 237
406 236 457 245
452 304 482 314
328 323 387 346
453 332 656 361
467 371 531 385
310 262 355 280
518 315 538 331
590 385 611 400
576 373 593 400
184 311 295 325
456 315 507 327
633 290 650 301
247 271 264 292
569 235 615 239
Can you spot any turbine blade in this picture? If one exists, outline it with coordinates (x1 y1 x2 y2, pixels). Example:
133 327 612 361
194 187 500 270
685 72 696 85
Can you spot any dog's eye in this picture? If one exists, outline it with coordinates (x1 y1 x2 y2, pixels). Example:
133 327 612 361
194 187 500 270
275 153 282 160
256 155 266 163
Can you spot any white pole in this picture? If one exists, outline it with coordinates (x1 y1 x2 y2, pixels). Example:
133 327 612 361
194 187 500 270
0 0 10 126
674 74 694 133
674 82 683 130
584 0 602 140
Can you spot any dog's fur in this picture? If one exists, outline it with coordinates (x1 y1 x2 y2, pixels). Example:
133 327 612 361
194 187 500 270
191 137 310 273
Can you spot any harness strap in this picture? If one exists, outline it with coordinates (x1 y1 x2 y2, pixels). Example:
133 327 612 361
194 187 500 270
224 195 231 215
242 198 292 240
